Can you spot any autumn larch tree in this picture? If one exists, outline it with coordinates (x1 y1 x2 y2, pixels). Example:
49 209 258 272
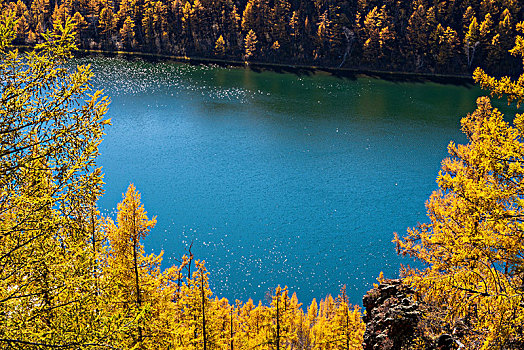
103 183 188 349
104 183 156 347
244 29 257 61
0 11 113 348
215 34 226 57
395 21 524 350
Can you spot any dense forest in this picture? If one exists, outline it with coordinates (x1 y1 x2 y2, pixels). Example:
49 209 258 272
2 0 524 76
3 0 524 348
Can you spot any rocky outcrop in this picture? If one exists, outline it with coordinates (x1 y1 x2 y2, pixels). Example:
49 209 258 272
362 279 424 350
362 279 524 349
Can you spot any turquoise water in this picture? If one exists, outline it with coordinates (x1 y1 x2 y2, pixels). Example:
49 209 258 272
81 57 490 305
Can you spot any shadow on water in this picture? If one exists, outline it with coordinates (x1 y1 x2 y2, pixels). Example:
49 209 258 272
76 50 476 87
247 64 318 78
323 68 474 87
240 64 474 87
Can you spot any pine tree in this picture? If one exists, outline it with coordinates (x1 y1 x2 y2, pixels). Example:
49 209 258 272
271 0 291 50
172 260 214 349
406 2 431 70
360 5 395 65
98 5 116 47
431 24 459 69
330 287 365 350
142 0 155 50
12 0 29 42
30 0 51 34
71 11 88 44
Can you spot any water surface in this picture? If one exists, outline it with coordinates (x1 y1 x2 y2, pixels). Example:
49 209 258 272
81 57 493 305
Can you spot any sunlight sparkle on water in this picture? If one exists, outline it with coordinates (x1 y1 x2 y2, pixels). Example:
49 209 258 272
84 56 486 304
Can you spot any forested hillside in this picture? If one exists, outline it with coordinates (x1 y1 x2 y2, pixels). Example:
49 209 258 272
2 0 524 75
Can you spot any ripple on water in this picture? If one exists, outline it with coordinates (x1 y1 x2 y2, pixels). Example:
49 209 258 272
73 57 264 104
88 57 488 305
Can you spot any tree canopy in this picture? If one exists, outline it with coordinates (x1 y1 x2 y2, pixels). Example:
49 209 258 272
1 0 524 75
395 21 524 350
0 10 114 348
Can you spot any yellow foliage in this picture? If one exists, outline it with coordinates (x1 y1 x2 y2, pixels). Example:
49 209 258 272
0 11 113 348
0 10 367 350
244 29 257 61
395 23 524 349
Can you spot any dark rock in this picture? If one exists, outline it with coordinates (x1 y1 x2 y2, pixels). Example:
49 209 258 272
436 334 454 350
362 279 424 350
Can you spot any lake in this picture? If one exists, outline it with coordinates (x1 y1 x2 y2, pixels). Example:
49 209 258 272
80 56 491 305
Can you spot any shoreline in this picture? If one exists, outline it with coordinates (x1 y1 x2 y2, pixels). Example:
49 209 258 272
76 48 475 86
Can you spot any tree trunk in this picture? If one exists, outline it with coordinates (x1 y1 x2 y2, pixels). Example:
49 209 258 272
201 273 207 350
230 307 234 350
131 203 143 344
276 290 280 350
